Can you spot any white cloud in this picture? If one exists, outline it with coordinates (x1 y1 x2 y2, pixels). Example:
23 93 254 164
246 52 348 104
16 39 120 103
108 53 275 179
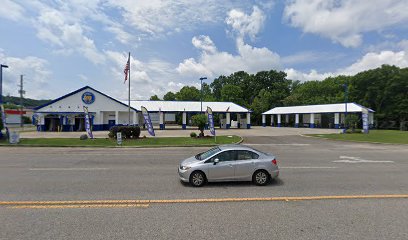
286 48 408 81
177 6 280 79
0 0 25 21
226 6 266 40
283 0 408 47
0 50 52 99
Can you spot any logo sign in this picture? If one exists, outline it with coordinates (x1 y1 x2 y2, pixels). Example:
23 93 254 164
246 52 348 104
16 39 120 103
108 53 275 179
141 106 155 136
82 92 95 104
83 106 94 139
117 132 122 145
207 106 216 136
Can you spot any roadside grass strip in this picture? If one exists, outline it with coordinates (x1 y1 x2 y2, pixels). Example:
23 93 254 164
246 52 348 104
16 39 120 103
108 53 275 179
0 135 242 147
2 194 408 209
308 130 408 144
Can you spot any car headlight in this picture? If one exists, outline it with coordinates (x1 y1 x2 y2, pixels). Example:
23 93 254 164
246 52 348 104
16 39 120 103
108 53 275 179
180 165 191 170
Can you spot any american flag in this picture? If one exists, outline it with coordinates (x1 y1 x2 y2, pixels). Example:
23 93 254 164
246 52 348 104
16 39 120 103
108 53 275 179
124 56 130 83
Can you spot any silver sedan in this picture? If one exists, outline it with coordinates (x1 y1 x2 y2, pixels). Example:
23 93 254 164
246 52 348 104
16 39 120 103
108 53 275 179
178 144 279 187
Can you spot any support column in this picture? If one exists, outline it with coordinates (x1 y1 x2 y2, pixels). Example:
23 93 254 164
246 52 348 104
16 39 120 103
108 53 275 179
38 114 45 131
295 114 299 128
159 112 165 130
310 113 315 128
133 111 138 126
277 114 281 127
262 114 266 127
334 113 340 129
226 112 231 129
237 114 241 129
182 112 187 130
246 112 251 129
270 115 274 126
115 111 119 126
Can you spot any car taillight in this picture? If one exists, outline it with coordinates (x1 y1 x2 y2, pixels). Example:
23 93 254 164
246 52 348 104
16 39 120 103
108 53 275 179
272 159 277 165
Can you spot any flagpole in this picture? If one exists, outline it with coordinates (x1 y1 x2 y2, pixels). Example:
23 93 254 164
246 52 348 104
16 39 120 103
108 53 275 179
128 52 131 126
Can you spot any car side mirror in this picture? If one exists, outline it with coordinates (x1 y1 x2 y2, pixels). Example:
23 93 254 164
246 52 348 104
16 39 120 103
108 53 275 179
213 158 220 165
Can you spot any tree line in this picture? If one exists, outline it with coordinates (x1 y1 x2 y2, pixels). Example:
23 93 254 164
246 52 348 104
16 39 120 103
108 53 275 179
150 65 408 130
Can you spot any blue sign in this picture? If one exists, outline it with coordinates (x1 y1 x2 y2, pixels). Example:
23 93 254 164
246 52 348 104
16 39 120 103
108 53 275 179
207 106 216 136
141 106 155 136
83 106 94 139
82 92 95 104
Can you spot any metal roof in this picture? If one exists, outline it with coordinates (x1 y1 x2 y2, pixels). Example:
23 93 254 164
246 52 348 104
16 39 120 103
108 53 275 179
126 100 250 113
263 103 375 115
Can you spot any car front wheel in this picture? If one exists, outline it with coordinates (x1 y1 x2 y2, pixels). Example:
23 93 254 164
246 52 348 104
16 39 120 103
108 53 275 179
189 171 206 187
253 170 270 186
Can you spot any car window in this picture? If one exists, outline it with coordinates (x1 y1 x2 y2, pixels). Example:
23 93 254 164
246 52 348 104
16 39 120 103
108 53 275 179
212 150 235 162
197 147 221 160
236 150 259 160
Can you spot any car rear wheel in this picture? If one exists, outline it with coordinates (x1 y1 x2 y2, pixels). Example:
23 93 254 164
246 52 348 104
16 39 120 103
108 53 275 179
189 171 206 187
253 170 270 186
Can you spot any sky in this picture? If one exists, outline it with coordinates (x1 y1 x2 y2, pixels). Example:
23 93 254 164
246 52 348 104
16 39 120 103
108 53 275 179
1 0 408 101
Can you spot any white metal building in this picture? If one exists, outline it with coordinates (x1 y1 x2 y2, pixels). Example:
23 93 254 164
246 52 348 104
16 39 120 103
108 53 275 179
33 86 252 131
262 103 374 129
128 100 252 130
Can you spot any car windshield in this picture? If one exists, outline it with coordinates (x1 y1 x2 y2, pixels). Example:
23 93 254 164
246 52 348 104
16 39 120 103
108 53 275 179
196 147 221 160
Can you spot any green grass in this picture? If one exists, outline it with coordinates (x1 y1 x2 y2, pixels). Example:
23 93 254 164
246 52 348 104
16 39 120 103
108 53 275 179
0 135 241 147
310 130 408 144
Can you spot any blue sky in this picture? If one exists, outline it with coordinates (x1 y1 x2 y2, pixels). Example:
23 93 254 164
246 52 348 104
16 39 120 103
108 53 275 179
1 0 407 100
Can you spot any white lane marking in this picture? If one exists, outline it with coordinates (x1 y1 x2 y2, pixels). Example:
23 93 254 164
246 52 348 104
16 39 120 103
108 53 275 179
333 156 394 163
245 143 310 146
29 168 109 171
280 166 338 169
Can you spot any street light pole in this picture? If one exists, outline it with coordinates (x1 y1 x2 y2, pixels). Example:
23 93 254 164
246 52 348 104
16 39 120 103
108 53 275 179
199 77 207 113
343 83 348 129
0 64 9 104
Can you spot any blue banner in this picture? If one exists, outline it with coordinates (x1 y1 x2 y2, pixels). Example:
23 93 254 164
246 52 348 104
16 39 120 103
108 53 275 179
0 104 9 139
83 106 94 139
207 106 216 136
141 106 155 136
362 112 369 134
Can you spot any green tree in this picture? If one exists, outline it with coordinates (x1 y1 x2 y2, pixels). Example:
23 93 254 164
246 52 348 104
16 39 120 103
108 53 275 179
176 86 201 101
163 91 176 101
221 84 244 105
191 114 207 137
251 89 274 124
149 95 160 100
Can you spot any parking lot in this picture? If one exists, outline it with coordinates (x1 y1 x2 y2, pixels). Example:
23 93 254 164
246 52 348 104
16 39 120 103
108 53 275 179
1 131 407 239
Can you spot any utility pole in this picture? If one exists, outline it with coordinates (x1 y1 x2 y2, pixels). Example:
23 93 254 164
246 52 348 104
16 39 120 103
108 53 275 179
18 75 25 128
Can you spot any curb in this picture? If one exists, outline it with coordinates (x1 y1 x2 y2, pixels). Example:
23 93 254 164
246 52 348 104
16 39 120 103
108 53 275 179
0 136 244 149
301 134 408 146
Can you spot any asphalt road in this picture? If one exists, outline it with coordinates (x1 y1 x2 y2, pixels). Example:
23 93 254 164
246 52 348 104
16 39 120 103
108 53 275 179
1 136 407 239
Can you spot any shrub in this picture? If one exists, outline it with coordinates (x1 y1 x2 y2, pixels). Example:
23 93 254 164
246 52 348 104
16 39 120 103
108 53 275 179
190 132 197 138
80 134 88 140
109 125 141 139
191 114 207 137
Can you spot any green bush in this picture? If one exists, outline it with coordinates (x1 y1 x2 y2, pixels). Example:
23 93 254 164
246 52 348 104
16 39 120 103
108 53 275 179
80 134 88 140
190 132 197 138
191 114 207 137
109 125 141 139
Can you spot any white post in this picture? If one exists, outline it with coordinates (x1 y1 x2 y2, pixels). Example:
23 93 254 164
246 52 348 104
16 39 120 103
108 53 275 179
270 115 274 126
246 112 251 129
277 114 281 127
182 112 187 130
262 114 266 127
295 114 299 128
334 113 340 129
159 111 164 130
115 111 119 125
310 113 315 128
226 112 231 129
133 111 138 125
